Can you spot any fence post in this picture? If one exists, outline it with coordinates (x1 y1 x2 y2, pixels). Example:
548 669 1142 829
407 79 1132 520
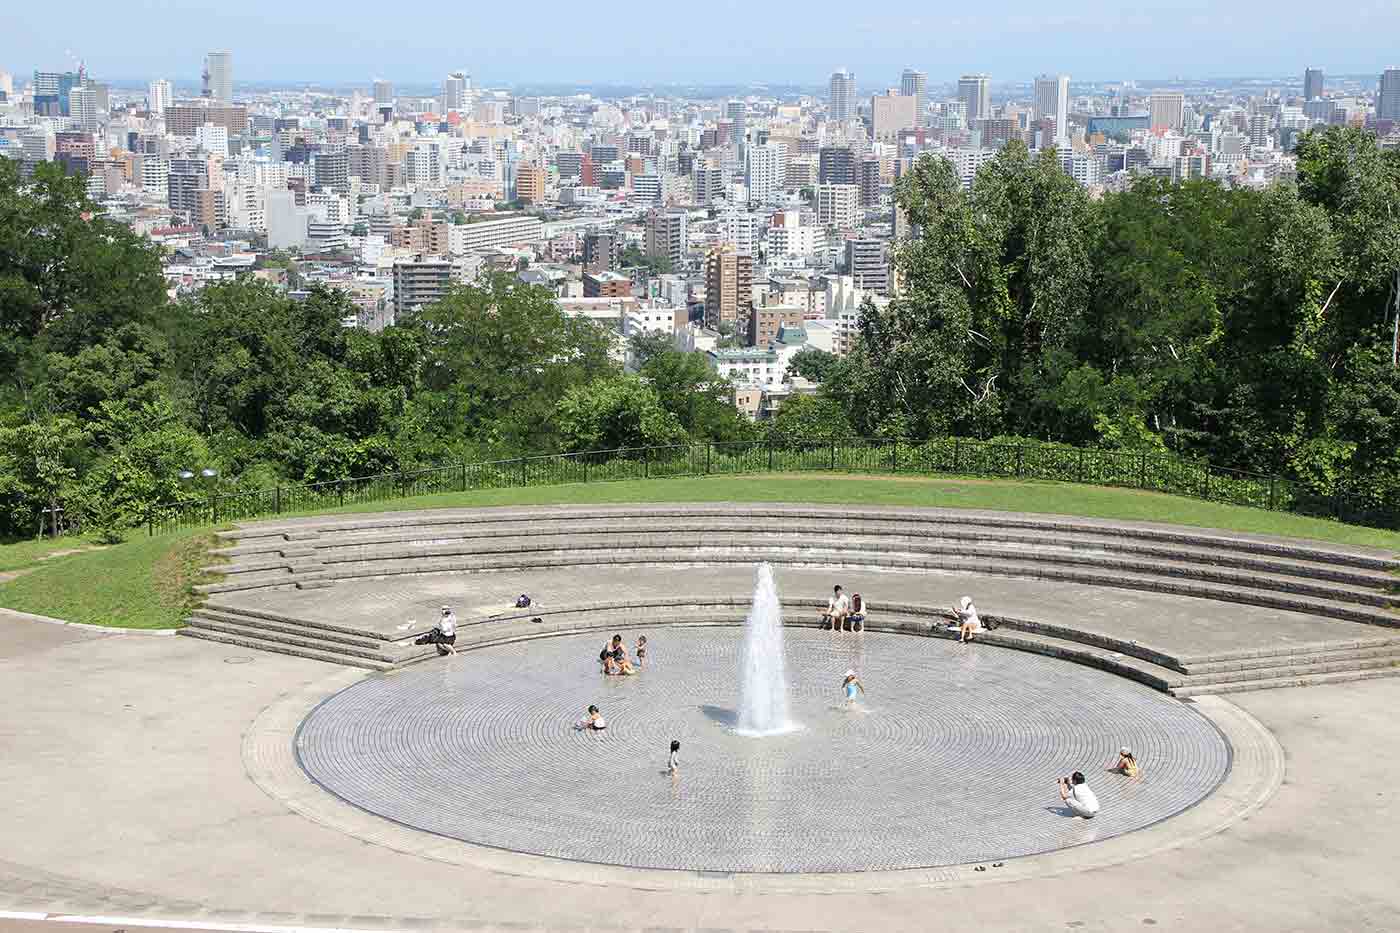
1268 476 1277 511
1138 453 1147 489
768 438 774 472
953 437 961 473
830 438 837 471
1016 445 1024 478
889 439 898 473
275 486 281 514
459 462 467 492
338 481 345 508
519 457 527 487
584 456 590 484
706 442 712 474
644 446 650 479
1203 469 1211 501
1077 448 1085 484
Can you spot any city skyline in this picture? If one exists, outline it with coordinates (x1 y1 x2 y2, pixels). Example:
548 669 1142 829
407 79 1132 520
4 0 1400 86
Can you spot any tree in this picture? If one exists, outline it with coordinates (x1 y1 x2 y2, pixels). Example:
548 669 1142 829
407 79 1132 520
786 347 840 383
627 330 675 368
769 394 854 440
620 244 673 275
555 375 686 452
640 349 757 443
0 417 84 537
407 273 616 451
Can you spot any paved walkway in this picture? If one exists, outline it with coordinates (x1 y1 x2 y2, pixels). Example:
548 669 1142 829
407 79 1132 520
3 613 1400 930
223 564 1389 661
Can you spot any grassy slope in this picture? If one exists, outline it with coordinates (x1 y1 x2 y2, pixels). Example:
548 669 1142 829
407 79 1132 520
1 473 1396 630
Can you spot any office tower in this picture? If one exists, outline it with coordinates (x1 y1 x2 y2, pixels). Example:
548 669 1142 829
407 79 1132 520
1379 68 1400 122
900 68 928 126
313 149 349 188
1149 91 1185 130
744 142 783 205
69 85 98 131
582 231 622 273
818 145 855 185
693 159 725 205
1248 113 1272 148
726 100 746 147
645 208 688 268
816 183 859 228
858 156 881 207
1033 74 1070 145
704 243 754 330
829 69 857 123
1303 68 1324 101
393 259 454 317
148 79 172 116
443 71 468 112
373 79 393 107
871 91 918 141
204 51 233 103
33 70 81 116
515 162 546 203
958 74 991 126
845 239 890 295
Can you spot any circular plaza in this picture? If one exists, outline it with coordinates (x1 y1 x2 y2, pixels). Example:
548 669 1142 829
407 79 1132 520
295 620 1231 873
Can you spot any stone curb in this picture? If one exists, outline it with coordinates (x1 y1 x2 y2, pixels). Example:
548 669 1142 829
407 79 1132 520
0 607 177 636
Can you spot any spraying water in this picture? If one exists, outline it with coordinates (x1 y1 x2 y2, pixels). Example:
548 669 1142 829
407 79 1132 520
736 562 798 736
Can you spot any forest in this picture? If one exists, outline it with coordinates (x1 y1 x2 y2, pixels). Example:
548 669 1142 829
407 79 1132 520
1 126 1398 538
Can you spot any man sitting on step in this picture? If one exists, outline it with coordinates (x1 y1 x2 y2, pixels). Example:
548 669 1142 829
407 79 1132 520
414 606 458 656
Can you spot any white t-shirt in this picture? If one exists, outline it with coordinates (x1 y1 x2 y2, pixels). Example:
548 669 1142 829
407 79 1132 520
829 593 851 614
959 605 982 630
1067 782 1099 817
591 715 606 730
438 613 456 637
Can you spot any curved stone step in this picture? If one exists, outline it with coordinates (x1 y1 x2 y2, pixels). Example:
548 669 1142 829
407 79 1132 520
1173 666 1400 696
190 609 388 652
176 627 392 670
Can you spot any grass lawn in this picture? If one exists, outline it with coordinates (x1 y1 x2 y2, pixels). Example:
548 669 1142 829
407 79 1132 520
0 529 220 629
1 472 1396 630
0 536 105 574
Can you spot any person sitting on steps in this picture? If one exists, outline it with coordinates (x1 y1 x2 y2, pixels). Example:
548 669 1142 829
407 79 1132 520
848 593 868 632
820 585 851 633
413 606 457 656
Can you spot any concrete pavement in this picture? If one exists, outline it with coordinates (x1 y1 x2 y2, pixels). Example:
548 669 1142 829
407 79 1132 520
2 609 1399 931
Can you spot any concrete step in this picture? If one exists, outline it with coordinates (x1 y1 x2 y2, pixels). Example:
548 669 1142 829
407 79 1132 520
1174 666 1400 696
190 609 387 651
280 548 1400 629
177 627 391 670
1185 643 1400 675
201 602 410 644
1180 654 1400 688
185 616 394 664
288 520 1397 590
219 506 1398 571
1178 634 1400 666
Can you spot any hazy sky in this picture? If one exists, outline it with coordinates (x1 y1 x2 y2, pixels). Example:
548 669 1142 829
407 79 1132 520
3 0 1399 87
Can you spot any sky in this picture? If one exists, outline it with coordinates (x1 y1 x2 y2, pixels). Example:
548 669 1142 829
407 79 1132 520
3 0 1399 88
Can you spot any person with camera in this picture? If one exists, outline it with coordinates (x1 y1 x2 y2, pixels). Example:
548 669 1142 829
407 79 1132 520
414 606 457 656
1058 771 1099 819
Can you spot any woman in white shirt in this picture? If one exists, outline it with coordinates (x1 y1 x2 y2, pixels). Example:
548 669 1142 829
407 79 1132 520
952 596 981 643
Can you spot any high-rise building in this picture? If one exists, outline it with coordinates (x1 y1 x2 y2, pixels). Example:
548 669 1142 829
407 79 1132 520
1379 68 1400 122
693 160 725 205
845 239 890 295
958 74 991 126
818 146 856 185
645 208 688 269
1033 74 1070 146
515 162 546 203
1304 68 1325 101
871 92 918 141
1248 113 1273 149
443 72 469 112
393 259 454 318
816 183 859 229
68 85 98 132
704 243 754 330
582 231 622 273
858 156 882 207
829 69 857 124
726 100 746 147
1149 91 1185 131
373 79 393 107
148 79 172 117
900 69 928 126
744 142 784 205
204 51 233 104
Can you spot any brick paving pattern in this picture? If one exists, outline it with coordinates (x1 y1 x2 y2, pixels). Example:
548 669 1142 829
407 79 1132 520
297 622 1230 873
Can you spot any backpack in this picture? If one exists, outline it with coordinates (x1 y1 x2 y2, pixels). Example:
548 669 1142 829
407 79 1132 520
516 594 532 608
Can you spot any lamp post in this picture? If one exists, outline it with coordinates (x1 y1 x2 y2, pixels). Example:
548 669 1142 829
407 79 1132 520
178 468 220 523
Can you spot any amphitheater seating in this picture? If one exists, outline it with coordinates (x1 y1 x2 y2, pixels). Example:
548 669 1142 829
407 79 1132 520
178 505 1400 695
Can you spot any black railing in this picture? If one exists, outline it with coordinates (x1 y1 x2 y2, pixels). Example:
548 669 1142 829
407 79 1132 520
145 437 1400 535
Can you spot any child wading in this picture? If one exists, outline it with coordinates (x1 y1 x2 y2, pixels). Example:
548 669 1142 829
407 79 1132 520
841 669 865 707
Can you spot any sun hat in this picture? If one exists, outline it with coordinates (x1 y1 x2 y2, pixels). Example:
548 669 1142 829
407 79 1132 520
1120 746 1132 756
845 669 856 678
960 596 973 609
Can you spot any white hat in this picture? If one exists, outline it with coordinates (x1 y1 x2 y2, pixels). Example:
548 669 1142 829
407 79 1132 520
960 596 974 609
1120 746 1132 756
845 669 856 678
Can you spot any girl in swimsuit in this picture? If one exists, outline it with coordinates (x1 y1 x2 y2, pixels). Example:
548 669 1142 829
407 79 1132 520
842 669 865 707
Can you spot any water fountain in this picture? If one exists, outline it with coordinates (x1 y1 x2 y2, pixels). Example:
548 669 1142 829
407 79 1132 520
736 562 798 736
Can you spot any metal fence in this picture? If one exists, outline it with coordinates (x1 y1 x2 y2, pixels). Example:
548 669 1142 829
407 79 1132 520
145 436 1400 535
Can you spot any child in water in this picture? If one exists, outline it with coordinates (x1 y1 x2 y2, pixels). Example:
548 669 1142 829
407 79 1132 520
667 739 680 775
635 635 648 668
842 669 865 707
